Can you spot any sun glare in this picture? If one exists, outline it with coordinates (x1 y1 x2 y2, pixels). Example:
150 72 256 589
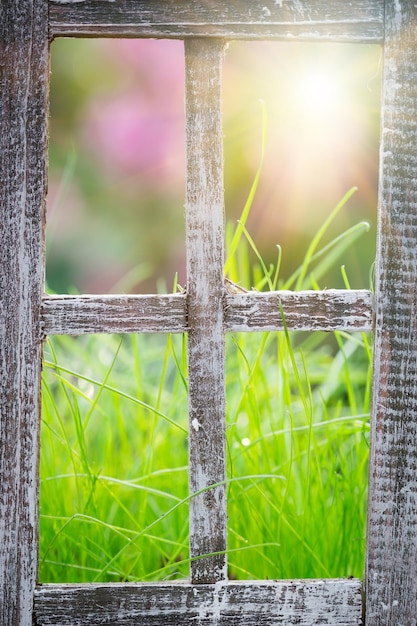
298 71 344 116
302 73 340 111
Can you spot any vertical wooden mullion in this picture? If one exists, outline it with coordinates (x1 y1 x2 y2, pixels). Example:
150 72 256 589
185 38 227 584
365 1 417 624
0 1 49 624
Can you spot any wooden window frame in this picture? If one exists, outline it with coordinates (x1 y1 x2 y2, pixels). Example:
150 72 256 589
1 1 417 624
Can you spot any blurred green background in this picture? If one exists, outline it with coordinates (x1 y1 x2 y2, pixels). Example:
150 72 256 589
47 39 381 294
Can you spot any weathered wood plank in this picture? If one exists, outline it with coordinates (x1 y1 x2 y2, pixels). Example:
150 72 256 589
225 289 373 332
185 39 227 584
0 1 49 624
49 0 384 42
34 579 363 625
41 290 373 335
365 2 417 625
41 294 187 335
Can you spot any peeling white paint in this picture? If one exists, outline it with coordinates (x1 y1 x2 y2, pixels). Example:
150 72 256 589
292 0 306 18
191 418 202 432
185 39 227 585
49 1 385 41
34 579 364 622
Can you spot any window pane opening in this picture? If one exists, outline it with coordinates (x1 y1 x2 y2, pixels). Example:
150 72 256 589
226 328 371 580
40 332 189 583
47 38 186 295
223 41 381 292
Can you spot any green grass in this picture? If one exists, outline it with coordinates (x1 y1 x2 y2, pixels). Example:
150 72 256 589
40 191 372 583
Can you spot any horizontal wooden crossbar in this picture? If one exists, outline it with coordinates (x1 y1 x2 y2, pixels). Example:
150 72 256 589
41 294 187 335
41 289 373 335
34 579 362 625
224 289 373 332
49 0 384 42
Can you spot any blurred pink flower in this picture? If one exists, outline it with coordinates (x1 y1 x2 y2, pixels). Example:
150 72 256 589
81 39 185 187
102 39 184 102
83 92 184 182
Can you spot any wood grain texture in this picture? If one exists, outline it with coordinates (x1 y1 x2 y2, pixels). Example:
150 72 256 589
41 290 373 335
48 0 384 42
0 1 49 624
41 294 187 335
365 1 417 625
185 39 227 584
34 579 363 625
224 289 373 332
